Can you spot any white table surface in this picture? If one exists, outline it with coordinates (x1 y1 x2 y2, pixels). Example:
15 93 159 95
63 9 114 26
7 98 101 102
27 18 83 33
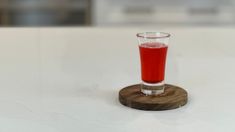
0 27 234 132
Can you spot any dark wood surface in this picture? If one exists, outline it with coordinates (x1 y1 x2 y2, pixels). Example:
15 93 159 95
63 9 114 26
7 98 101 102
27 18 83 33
119 84 188 111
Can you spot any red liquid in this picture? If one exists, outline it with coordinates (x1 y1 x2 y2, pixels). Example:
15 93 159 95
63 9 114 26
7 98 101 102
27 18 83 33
139 42 168 83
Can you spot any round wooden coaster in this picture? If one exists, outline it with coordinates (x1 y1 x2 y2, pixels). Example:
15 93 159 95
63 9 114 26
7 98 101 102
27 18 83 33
119 84 188 111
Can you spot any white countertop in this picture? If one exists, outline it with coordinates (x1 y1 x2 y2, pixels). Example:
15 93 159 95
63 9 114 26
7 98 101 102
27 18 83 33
0 27 234 132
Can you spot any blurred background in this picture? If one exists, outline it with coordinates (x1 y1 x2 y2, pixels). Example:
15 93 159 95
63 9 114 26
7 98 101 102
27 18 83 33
0 0 235 27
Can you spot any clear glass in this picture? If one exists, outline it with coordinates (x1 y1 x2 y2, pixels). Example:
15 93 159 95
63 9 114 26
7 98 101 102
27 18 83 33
137 32 170 95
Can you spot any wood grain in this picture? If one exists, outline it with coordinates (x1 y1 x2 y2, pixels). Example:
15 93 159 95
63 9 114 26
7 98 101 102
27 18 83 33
119 84 188 111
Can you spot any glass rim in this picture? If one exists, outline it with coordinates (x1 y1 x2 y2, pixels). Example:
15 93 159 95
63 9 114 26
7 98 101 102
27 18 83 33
136 32 171 39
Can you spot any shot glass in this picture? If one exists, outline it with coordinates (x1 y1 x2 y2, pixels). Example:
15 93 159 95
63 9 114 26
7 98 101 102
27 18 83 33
137 32 170 95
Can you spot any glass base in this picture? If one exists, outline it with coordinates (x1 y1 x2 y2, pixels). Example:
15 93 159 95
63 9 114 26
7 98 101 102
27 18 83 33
141 81 165 95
